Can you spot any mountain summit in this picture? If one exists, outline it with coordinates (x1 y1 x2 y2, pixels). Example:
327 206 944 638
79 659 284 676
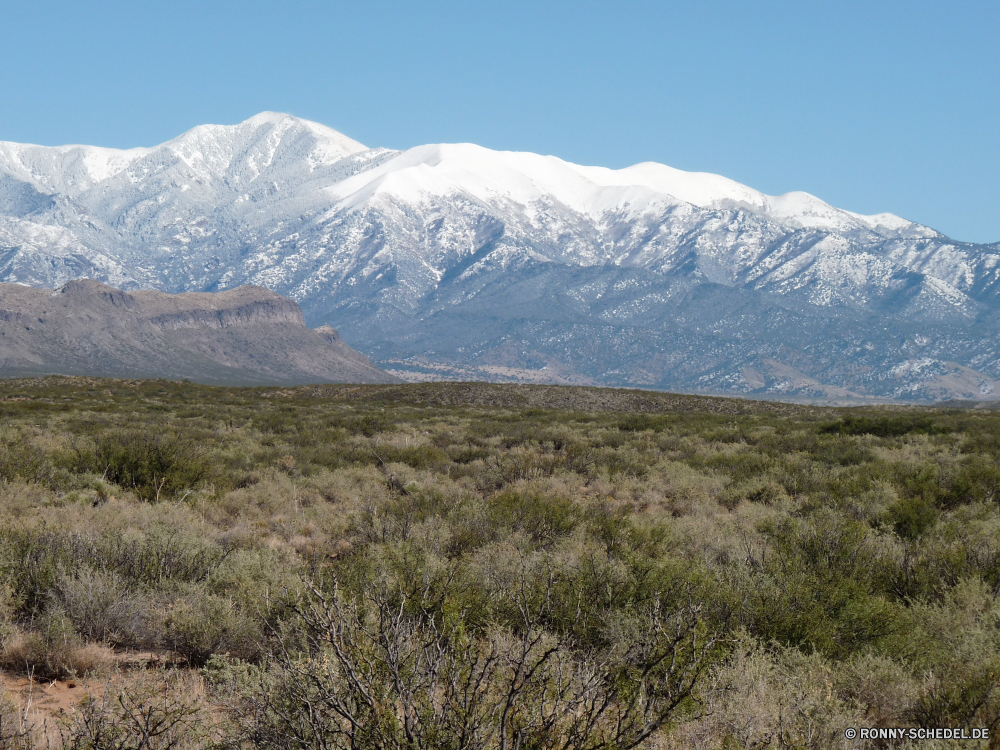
1 113 998 400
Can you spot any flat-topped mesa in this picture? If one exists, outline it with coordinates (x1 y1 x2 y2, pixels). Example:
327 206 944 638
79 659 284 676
50 279 305 330
137 288 307 331
0 280 398 386
57 280 305 329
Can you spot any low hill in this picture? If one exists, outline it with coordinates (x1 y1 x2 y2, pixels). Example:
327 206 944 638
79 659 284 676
0 279 398 385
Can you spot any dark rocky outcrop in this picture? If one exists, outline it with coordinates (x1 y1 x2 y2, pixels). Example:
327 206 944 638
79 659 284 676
0 280 399 385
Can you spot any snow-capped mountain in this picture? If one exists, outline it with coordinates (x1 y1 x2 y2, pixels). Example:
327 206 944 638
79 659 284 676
2 112 998 400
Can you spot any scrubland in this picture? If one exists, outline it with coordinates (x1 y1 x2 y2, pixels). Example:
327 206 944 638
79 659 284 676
0 378 998 748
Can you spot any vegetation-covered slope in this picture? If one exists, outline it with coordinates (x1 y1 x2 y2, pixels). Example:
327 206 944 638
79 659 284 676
0 378 998 747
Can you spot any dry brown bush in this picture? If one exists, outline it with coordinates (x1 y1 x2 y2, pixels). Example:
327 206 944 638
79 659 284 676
0 685 31 749
674 638 864 750
52 568 153 649
1 631 113 681
56 668 224 750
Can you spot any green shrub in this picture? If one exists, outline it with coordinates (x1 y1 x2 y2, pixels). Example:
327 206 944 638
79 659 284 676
449 444 491 464
821 413 943 438
489 489 578 543
163 588 261 666
206 548 302 621
69 429 207 500
616 413 668 432
0 442 55 486
888 495 939 540
719 477 788 509
336 413 387 437
940 455 1000 507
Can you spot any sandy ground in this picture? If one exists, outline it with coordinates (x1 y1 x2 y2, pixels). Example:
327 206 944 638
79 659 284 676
0 651 179 725
2 673 91 717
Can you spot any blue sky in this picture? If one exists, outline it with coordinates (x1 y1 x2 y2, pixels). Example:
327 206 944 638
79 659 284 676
2 0 997 243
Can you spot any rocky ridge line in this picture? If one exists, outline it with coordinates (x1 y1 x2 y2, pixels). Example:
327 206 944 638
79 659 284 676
0 279 398 386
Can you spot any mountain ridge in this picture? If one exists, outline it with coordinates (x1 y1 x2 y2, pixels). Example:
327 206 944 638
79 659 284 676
1 112 998 401
0 279 398 385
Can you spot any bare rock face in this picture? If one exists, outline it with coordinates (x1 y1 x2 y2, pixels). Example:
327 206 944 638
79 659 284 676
0 280 399 385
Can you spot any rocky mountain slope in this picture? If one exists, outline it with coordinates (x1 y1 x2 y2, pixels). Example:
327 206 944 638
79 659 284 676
0 279 397 385
1 112 998 400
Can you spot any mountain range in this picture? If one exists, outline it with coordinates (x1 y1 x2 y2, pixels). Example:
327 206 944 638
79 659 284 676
1 112 998 400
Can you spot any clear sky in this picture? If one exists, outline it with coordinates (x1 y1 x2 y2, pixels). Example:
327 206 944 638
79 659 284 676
2 0 997 243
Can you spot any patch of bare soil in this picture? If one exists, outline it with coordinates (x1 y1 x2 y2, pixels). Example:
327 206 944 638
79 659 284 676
0 650 185 722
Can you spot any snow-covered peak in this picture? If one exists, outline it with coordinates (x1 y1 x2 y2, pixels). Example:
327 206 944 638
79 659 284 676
161 113 368 182
0 113 369 194
764 192 928 237
243 111 295 127
169 113 366 159
766 192 867 233
325 140 918 237
0 140 150 192
0 114 922 239
572 162 924 237
573 161 768 212
326 143 681 218
848 210 925 235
